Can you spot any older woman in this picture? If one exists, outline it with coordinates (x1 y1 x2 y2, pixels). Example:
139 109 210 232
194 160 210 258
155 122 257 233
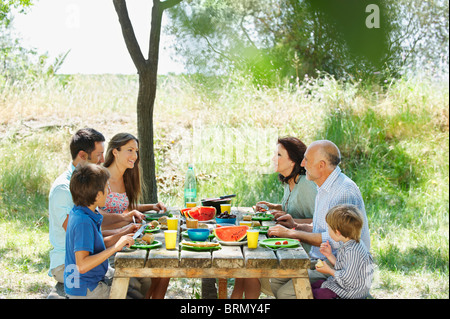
100 132 169 299
231 137 317 299
256 136 317 224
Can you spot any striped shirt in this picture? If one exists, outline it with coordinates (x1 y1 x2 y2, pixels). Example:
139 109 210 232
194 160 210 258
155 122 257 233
321 239 374 299
310 166 370 259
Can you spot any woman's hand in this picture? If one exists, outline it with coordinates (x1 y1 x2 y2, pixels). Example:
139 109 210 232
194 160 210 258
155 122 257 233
255 201 272 212
153 202 167 213
124 210 146 223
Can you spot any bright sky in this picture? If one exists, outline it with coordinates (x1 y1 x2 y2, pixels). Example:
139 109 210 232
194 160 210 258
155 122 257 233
12 0 185 74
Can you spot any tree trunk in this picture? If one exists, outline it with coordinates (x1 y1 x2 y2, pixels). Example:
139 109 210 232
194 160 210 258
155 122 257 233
137 70 158 203
114 0 183 203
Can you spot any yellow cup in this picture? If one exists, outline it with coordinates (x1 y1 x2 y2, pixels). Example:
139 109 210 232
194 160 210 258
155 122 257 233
239 221 252 227
247 229 259 249
164 230 177 250
167 217 178 231
186 202 197 208
220 203 232 214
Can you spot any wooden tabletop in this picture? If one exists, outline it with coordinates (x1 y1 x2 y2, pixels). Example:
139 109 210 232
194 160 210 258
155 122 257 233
110 207 312 299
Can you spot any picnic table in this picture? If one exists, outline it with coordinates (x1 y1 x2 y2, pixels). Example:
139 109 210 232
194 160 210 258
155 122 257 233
109 207 312 299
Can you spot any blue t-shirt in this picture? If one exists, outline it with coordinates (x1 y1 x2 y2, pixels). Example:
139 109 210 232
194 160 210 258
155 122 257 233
64 205 107 296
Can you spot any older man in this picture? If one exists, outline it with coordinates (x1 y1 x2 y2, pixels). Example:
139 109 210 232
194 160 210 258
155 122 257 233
267 140 370 298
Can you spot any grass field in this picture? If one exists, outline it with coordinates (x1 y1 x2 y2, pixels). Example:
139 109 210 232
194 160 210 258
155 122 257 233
0 71 448 299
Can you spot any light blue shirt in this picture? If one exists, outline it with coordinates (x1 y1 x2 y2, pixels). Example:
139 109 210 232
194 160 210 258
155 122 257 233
310 166 370 259
48 163 75 276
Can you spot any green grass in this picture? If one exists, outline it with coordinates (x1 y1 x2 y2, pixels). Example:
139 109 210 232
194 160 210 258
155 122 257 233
0 71 448 298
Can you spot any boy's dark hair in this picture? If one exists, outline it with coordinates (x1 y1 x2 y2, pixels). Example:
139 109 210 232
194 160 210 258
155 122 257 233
70 163 110 207
325 204 363 242
70 128 105 160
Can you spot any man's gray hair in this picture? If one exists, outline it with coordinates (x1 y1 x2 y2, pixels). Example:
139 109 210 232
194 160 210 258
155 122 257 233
311 140 341 167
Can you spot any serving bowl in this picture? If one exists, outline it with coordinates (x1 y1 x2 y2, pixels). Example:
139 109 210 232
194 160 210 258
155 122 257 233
215 217 236 225
187 228 210 242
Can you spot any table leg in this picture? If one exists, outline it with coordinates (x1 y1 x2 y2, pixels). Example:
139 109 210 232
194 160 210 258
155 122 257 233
109 277 130 299
292 277 313 299
218 278 228 299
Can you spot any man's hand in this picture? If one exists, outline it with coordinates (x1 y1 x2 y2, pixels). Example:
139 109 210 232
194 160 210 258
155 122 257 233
267 224 295 238
274 213 296 229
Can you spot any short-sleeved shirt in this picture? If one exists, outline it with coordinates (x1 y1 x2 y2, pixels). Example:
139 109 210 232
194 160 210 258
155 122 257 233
64 205 107 296
310 166 370 259
48 163 76 275
281 175 317 219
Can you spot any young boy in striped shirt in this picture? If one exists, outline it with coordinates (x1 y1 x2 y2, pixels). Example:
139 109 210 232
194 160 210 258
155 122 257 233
314 204 374 299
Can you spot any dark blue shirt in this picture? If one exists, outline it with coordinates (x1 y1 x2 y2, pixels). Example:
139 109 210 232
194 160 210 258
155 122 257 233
64 205 107 296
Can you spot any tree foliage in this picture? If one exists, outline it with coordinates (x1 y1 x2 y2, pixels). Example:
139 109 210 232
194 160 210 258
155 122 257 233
166 0 449 84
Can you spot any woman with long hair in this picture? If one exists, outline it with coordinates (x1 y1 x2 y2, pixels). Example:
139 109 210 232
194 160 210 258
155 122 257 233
102 132 165 215
101 132 169 299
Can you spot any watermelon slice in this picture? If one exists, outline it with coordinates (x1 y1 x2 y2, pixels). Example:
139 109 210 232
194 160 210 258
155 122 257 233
187 206 216 221
181 208 192 217
214 225 249 242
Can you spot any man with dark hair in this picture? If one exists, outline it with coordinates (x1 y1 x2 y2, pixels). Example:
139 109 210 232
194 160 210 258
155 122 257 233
48 128 107 283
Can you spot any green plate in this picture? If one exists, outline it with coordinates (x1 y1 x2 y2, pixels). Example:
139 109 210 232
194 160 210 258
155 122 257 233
180 242 222 251
144 226 160 233
259 238 300 249
252 213 274 221
130 240 162 250
145 213 172 221
181 230 215 239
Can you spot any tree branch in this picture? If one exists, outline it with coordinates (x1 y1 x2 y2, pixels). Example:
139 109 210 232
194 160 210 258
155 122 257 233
160 0 183 11
113 0 146 71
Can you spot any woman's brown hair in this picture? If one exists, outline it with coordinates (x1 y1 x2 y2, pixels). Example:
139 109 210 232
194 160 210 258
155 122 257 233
277 136 307 184
103 133 143 210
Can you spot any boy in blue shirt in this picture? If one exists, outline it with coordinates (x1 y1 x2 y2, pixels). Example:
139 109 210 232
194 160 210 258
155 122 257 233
64 163 134 298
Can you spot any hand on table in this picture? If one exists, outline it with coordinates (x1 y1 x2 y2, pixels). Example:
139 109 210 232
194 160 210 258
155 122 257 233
123 223 141 234
267 224 294 238
115 233 135 252
274 213 296 229
153 202 167 213
124 210 146 223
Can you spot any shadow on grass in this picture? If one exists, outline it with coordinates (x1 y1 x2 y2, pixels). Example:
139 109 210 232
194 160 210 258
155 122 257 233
375 242 449 274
